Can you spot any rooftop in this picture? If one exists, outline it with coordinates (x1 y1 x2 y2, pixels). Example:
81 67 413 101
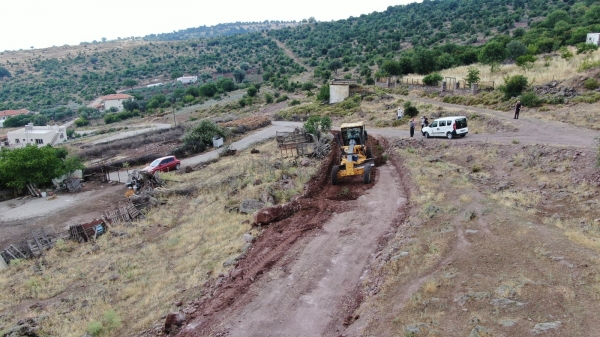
0 109 29 118
100 94 133 100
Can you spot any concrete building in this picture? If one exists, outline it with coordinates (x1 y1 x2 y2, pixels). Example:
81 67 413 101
587 33 600 46
177 76 198 84
7 123 67 148
0 109 30 127
329 79 357 104
96 94 133 112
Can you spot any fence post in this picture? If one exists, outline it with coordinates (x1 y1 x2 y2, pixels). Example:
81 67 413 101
471 83 479 95
441 81 447 92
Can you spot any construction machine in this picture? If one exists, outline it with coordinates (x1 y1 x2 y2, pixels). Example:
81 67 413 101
331 121 374 184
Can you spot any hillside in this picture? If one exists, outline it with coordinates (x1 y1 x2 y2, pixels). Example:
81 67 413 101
1 0 600 116
142 21 301 41
0 33 304 112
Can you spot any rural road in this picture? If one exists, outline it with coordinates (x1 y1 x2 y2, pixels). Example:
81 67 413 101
109 100 600 183
219 164 406 336
108 121 304 183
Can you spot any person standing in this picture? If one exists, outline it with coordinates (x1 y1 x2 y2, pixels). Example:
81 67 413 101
397 108 403 119
514 101 522 119
420 116 425 130
409 118 415 137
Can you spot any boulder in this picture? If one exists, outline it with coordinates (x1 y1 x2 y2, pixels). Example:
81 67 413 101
300 158 310 167
164 312 186 333
243 233 254 243
239 199 264 214
532 321 561 334
469 325 493 337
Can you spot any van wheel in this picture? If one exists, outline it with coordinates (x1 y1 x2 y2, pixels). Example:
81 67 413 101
447 132 454 139
460 134 466 138
425 132 430 139
363 165 372 184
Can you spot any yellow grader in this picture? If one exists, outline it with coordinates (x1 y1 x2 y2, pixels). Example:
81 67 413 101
331 121 374 184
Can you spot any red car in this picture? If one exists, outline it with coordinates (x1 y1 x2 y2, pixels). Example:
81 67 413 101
142 156 181 174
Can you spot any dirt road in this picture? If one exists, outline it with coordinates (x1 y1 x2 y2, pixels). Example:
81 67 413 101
221 164 406 336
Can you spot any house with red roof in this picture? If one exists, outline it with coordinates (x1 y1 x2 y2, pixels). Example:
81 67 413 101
0 109 30 127
96 94 133 112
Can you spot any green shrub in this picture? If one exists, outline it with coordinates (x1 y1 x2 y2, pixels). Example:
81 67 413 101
289 99 301 106
265 93 274 103
571 92 600 103
87 321 103 336
303 115 332 137
499 75 528 100
584 78 599 90
74 118 89 127
403 101 419 117
276 95 289 103
520 92 543 107
422 73 444 86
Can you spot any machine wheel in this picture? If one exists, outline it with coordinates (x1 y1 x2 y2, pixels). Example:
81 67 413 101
425 132 430 139
460 134 466 138
363 165 372 184
447 132 454 139
331 165 340 185
175 164 181 170
366 146 373 158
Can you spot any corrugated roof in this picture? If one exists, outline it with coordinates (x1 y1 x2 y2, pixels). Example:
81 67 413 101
0 109 29 117
100 94 133 100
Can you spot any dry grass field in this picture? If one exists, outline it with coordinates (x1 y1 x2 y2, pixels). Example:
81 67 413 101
0 140 318 336
348 139 600 336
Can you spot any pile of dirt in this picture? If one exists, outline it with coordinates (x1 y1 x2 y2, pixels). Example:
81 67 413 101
137 136 385 336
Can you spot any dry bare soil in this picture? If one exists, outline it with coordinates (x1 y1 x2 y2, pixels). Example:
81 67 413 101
1 104 600 337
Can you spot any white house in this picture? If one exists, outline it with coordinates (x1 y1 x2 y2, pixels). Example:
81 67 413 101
97 94 133 112
0 109 30 127
7 123 67 148
329 79 357 104
177 76 198 84
587 33 600 46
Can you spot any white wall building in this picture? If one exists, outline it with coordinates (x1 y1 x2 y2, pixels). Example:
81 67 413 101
98 94 133 112
587 33 600 46
177 76 198 84
329 79 357 104
7 123 67 148
0 109 30 127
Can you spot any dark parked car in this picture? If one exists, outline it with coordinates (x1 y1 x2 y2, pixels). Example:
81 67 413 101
142 156 181 174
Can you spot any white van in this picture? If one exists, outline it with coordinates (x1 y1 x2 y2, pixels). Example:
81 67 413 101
421 116 468 139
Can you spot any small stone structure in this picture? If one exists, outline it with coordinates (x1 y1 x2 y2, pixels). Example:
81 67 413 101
329 79 357 104
587 33 600 46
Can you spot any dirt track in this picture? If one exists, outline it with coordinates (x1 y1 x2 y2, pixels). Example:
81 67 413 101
166 137 408 336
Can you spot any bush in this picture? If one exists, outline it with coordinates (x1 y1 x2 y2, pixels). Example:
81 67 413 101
303 115 332 137
317 84 330 101
403 101 419 117
74 118 89 127
584 78 599 90
289 99 301 106
499 75 528 100
265 93 274 103
183 119 226 151
422 73 444 86
276 95 289 103
520 92 543 107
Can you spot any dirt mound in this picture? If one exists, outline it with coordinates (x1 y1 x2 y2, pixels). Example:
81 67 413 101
138 136 385 336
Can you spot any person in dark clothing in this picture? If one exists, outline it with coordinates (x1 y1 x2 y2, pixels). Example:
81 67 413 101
424 117 429 127
514 101 522 119
409 118 415 137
